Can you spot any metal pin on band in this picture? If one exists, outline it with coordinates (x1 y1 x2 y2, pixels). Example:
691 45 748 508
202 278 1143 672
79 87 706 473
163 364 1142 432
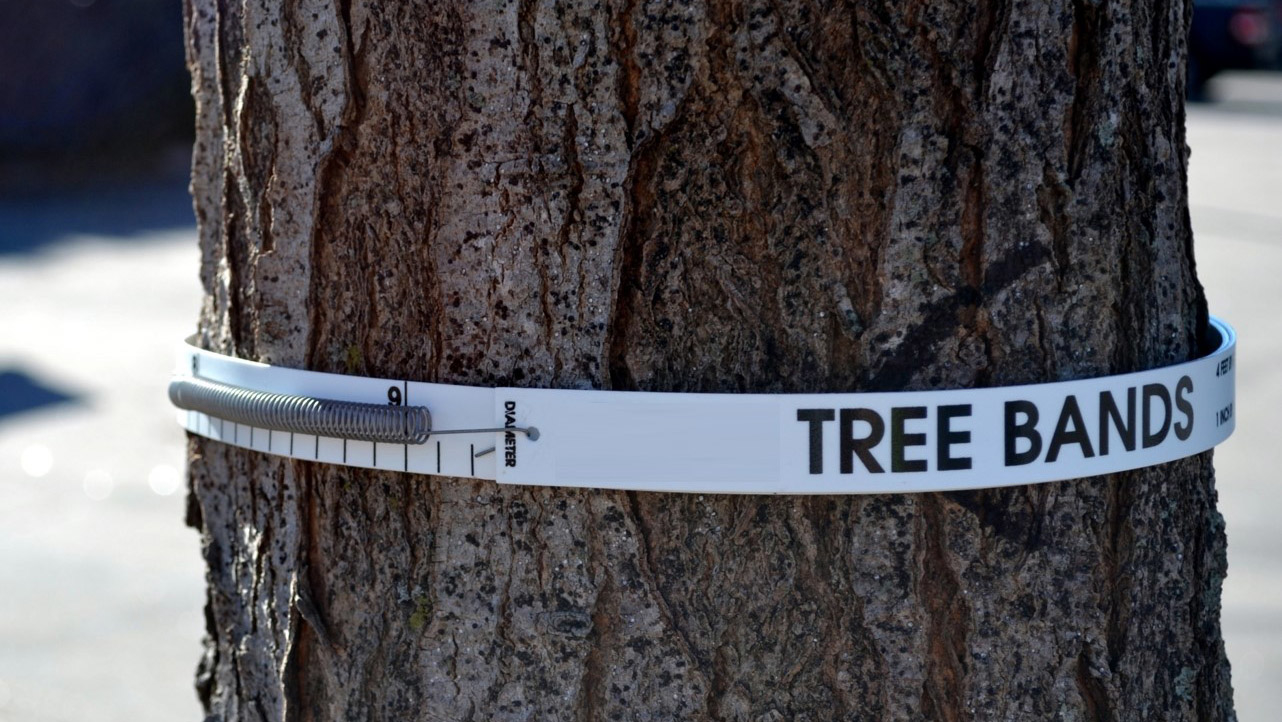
430 426 540 440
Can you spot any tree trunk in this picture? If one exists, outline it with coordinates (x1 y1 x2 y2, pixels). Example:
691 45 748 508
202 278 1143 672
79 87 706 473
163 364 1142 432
184 0 1234 719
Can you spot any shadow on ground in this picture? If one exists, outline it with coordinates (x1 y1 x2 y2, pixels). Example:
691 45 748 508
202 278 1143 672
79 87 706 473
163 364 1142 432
0 368 80 420
0 175 195 256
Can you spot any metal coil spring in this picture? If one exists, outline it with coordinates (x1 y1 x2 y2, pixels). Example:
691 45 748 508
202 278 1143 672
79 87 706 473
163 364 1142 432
169 376 432 444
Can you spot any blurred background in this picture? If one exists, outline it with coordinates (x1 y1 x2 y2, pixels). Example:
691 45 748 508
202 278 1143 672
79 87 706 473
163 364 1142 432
0 1 1278 720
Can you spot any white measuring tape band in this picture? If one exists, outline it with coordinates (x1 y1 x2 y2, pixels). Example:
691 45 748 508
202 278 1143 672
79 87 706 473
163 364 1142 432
170 317 1236 494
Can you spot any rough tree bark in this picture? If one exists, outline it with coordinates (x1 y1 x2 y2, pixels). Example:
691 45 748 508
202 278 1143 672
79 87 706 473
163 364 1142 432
183 0 1234 719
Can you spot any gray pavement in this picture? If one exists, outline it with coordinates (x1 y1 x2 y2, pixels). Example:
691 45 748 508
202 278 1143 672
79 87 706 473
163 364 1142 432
0 73 1278 721
0 177 205 721
1187 74 1282 722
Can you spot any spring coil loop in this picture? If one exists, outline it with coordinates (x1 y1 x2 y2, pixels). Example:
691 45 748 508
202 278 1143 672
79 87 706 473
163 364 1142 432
169 376 432 444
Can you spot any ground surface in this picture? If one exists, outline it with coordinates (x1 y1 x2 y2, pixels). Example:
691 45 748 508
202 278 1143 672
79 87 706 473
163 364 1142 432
0 73 1277 721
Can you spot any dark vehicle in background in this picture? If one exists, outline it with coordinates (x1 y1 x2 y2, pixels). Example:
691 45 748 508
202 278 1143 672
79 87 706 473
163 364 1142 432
1189 0 1282 99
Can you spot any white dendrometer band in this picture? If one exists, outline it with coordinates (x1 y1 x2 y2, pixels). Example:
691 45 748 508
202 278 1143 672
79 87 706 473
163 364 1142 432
170 317 1236 494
